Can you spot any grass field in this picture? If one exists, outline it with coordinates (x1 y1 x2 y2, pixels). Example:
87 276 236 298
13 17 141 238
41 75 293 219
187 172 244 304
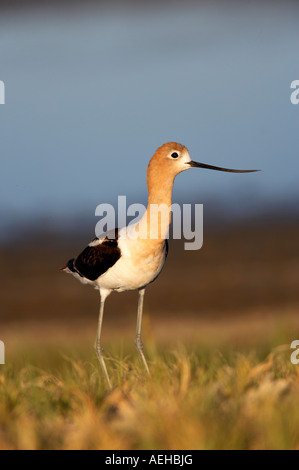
1 331 299 450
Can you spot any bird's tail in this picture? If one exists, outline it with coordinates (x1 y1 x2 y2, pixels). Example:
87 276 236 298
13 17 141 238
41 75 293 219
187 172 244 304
59 258 76 273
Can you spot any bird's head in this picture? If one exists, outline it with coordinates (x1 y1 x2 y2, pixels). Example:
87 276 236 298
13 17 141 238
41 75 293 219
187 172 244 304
148 142 259 180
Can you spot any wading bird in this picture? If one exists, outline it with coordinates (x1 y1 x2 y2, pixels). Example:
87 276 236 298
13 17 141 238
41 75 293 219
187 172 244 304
61 142 258 388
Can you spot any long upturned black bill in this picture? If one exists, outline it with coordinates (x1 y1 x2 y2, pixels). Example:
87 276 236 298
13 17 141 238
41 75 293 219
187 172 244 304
188 161 260 173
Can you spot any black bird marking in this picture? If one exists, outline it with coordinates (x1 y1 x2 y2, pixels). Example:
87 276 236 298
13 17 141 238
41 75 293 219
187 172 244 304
165 239 169 258
65 230 121 282
66 258 77 273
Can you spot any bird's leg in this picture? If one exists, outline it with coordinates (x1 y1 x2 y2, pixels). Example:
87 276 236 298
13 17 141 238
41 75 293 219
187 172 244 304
135 288 150 375
95 291 112 390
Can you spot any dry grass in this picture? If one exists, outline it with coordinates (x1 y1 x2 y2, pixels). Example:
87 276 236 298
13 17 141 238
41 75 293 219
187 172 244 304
1 339 299 450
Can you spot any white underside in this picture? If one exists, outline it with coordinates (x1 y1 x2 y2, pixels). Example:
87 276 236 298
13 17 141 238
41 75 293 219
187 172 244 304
66 226 167 294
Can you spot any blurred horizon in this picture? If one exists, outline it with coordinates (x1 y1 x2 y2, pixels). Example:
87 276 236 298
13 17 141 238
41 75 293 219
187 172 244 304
0 0 298 243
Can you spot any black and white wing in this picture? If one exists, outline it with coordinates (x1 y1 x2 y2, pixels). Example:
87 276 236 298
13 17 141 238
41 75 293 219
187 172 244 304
61 230 121 282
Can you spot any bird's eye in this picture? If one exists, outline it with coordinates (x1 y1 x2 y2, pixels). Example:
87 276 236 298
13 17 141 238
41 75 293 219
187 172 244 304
171 152 179 159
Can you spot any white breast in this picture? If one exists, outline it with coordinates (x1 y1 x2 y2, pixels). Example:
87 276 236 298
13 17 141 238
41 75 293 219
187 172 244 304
96 233 167 292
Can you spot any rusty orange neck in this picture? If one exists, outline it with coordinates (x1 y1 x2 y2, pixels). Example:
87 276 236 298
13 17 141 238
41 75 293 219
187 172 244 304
134 162 175 241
